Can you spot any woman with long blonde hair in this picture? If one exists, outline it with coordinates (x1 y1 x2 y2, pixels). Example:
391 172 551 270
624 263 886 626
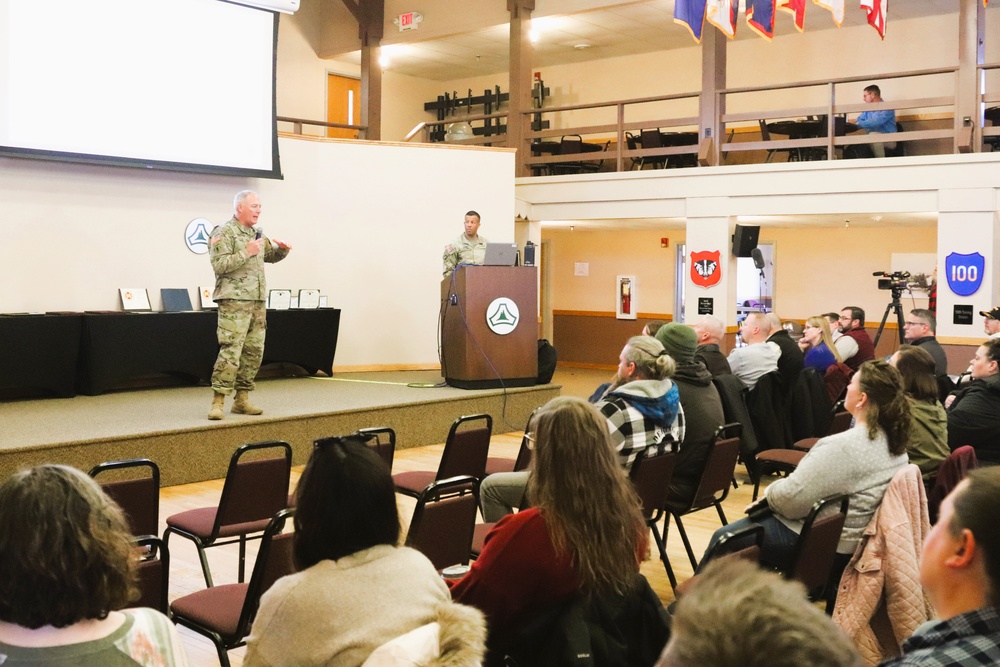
450 395 647 655
798 315 843 371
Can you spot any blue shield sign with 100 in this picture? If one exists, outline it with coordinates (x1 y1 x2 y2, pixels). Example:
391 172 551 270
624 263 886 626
945 252 985 297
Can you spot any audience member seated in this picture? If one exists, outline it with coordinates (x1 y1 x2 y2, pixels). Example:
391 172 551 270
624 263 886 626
890 345 949 480
692 315 733 377
727 312 780 390
980 306 1000 340
484 337 683 522
903 309 949 377
656 559 862 667
450 396 650 659
655 323 726 504
244 436 480 667
0 465 190 666
765 313 805 392
944 339 1000 465
642 320 666 337
879 468 1000 666
800 315 844 372
704 361 910 572
836 306 876 372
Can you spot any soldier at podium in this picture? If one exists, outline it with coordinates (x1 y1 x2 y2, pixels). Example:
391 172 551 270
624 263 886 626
442 210 488 277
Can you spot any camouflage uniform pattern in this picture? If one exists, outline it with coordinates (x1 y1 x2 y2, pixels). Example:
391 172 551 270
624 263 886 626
209 217 290 394
442 233 489 277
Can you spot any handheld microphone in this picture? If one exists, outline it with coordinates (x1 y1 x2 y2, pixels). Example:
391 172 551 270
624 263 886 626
255 227 263 241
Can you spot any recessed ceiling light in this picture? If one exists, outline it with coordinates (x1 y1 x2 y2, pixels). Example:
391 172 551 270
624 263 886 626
574 43 592 50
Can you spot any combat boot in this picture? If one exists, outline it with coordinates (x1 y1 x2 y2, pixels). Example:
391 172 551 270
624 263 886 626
207 392 226 420
232 390 263 415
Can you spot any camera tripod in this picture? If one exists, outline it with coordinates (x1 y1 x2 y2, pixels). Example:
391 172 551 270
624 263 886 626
873 289 906 348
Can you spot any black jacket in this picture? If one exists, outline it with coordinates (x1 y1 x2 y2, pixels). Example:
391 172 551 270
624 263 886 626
767 329 805 394
947 374 1000 463
670 361 726 504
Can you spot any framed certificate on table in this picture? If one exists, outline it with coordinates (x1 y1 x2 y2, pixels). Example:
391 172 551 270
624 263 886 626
268 289 292 310
298 289 320 309
120 288 151 312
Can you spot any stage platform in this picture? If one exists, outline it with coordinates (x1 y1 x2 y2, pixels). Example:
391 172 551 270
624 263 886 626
0 371 560 485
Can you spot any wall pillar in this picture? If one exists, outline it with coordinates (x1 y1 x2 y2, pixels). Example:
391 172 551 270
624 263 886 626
683 214 737 330
937 188 1000 341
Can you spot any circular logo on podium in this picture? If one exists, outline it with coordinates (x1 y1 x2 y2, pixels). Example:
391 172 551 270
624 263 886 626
486 297 519 335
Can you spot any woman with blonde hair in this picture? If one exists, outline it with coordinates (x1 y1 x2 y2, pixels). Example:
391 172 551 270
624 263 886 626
0 465 189 666
798 315 843 371
450 395 648 656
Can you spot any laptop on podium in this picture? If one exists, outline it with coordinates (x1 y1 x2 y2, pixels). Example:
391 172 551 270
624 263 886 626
483 243 519 267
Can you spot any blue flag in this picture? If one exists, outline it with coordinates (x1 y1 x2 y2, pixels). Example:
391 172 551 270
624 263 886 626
746 0 777 38
674 0 708 42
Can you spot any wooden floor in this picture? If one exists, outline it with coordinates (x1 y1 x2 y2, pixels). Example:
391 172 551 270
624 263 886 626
156 367 768 667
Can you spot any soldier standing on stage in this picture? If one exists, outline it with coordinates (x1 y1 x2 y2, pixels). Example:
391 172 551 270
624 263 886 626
207 190 291 420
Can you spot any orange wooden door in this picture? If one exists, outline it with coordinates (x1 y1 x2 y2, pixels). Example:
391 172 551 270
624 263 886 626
327 74 361 139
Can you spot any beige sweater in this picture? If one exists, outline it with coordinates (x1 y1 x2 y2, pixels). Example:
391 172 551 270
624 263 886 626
244 545 451 667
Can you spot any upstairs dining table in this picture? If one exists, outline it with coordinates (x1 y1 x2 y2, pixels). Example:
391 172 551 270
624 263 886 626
530 138 606 175
635 130 699 168
765 117 859 160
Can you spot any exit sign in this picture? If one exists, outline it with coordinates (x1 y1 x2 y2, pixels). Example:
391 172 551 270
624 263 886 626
398 12 418 31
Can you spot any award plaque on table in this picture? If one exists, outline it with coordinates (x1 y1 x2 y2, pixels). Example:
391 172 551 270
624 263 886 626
161 288 193 312
298 289 320 309
199 286 217 310
268 289 292 310
119 288 151 312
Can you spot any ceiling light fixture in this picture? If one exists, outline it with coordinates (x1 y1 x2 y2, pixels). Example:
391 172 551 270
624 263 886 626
574 43 591 50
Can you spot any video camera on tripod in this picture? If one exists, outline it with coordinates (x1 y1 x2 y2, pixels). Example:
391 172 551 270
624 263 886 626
873 270 911 296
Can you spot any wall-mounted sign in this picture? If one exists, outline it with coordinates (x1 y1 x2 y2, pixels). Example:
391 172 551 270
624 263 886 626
945 252 984 297
698 297 714 315
690 250 721 288
395 11 423 31
185 218 213 255
953 304 974 326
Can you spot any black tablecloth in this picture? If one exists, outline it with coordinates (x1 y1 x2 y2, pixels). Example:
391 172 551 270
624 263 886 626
0 313 82 397
75 309 341 395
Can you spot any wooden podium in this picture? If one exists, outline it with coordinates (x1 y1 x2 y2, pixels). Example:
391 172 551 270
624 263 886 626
440 266 538 389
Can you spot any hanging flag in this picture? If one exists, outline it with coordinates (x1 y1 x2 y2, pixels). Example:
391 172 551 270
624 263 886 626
747 0 777 39
779 0 806 31
860 0 887 39
675 0 708 42
813 0 844 25
706 0 738 37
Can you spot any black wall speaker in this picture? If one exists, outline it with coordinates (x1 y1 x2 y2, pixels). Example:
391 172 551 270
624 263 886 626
732 224 760 257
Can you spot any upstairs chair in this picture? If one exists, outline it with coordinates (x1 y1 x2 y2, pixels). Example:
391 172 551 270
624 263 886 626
485 409 536 476
89 458 160 538
664 423 742 570
624 131 643 170
393 414 492 499
164 440 292 588
758 120 796 163
356 426 396 471
785 494 850 611
127 535 170 614
170 508 295 667
638 128 668 169
885 122 905 157
629 446 680 591
405 475 479 571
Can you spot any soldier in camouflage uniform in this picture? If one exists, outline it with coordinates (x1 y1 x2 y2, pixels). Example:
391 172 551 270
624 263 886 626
442 210 488 277
207 190 291 420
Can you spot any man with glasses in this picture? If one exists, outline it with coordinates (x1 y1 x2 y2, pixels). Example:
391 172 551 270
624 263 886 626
834 306 875 372
904 309 948 377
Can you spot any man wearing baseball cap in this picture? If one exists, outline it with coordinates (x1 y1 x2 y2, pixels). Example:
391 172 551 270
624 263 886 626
980 307 1000 339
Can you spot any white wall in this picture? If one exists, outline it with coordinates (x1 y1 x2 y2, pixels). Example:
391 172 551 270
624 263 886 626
0 138 515 369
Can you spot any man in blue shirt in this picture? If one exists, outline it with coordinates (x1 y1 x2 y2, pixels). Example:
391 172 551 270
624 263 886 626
855 84 898 158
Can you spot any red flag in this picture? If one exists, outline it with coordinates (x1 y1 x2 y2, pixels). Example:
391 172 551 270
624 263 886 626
779 0 806 31
859 0 887 39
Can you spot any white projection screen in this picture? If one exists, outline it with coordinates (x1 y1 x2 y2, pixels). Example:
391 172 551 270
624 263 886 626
0 0 282 178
